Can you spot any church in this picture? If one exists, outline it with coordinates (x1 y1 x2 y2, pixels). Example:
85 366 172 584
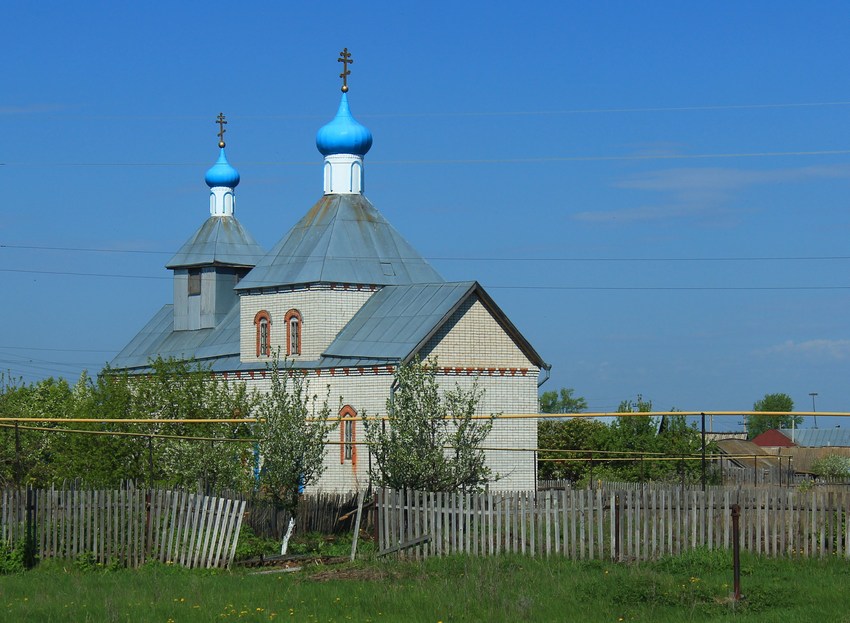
111 51 549 491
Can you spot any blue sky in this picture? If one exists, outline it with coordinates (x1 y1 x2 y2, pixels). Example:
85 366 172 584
3 2 850 429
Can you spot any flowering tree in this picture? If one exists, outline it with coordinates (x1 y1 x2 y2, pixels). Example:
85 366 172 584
255 359 336 553
364 358 495 493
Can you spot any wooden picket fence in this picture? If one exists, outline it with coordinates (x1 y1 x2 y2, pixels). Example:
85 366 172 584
0 486 245 568
377 486 850 561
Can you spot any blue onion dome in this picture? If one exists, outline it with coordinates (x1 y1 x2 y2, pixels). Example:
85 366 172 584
316 93 373 157
205 148 241 188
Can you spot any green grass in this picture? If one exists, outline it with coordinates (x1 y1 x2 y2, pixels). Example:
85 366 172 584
1 549 849 622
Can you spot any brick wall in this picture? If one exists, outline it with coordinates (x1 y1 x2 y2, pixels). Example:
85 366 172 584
239 286 374 361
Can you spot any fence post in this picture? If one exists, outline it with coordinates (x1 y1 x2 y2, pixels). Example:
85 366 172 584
614 494 620 562
731 504 741 601
24 486 36 569
701 412 706 492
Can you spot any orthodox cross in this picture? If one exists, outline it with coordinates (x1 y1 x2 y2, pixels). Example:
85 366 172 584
338 48 353 92
216 112 227 148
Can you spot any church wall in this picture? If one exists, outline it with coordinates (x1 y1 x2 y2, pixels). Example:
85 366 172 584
239 368 539 493
419 297 534 369
238 288 374 361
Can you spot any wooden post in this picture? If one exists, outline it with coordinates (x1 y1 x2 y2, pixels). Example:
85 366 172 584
731 504 741 601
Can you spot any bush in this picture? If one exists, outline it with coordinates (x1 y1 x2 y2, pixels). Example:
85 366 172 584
0 540 27 574
811 454 850 480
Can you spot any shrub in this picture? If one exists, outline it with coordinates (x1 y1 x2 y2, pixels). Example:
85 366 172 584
811 454 850 480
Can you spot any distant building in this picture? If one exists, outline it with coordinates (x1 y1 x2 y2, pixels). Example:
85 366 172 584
752 428 850 448
111 57 549 491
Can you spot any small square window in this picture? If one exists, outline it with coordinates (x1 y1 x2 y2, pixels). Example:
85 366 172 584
188 270 201 296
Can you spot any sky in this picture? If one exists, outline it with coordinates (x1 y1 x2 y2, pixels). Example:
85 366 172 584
3 2 850 430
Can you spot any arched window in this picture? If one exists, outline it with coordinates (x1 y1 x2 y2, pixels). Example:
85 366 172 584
285 309 302 356
339 405 357 464
254 310 271 357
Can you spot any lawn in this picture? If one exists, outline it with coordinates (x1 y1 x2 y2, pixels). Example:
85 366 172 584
1 549 848 622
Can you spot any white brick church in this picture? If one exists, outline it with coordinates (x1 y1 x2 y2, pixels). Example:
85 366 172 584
112 55 549 491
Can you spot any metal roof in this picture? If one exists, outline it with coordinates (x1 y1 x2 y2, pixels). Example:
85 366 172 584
778 428 850 447
111 281 548 373
235 194 444 290
324 282 475 361
166 215 265 269
324 281 548 367
110 304 241 370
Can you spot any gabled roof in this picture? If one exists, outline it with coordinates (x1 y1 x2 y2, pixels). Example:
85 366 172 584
323 281 547 367
235 194 444 290
166 215 265 269
751 429 796 448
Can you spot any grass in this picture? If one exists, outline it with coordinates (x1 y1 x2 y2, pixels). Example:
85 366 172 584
1 548 849 622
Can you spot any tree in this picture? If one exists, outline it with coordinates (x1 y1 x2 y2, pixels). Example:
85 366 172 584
539 388 587 414
538 418 610 482
364 358 495 493
255 359 336 553
746 393 801 439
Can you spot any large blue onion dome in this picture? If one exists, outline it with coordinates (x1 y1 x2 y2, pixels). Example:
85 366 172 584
316 93 373 157
205 148 241 188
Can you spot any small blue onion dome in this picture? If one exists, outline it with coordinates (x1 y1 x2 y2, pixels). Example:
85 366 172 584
205 148 241 188
316 93 373 157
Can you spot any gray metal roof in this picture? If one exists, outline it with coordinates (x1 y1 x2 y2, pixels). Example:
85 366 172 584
324 281 548 367
235 194 444 290
166 215 265 269
110 304 241 370
111 280 547 373
778 428 850 447
324 282 475 361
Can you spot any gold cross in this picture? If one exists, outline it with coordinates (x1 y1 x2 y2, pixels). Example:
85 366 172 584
216 112 227 148
337 48 353 93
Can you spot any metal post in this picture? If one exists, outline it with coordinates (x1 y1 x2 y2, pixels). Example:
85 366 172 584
148 435 154 487
589 452 594 489
731 504 741 601
810 392 818 429
14 421 21 488
701 412 706 492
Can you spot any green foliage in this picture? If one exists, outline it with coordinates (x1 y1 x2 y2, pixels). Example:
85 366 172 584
811 454 850 480
746 392 801 439
538 419 609 481
538 395 715 485
255 358 336 515
0 358 257 490
364 358 495 492
539 387 587 414
0 539 27 574
233 524 279 561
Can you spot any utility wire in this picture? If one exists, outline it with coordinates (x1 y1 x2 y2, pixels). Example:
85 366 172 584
5 242 850 263
2 268 848 291
5 148 850 167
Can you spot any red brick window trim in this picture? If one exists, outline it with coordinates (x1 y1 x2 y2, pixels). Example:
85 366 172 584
254 310 272 357
285 308 303 356
339 405 357 465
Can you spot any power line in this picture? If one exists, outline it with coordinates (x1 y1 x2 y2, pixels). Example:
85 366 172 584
5 149 850 168
24 99 850 120
3 266 849 290
6 243 850 263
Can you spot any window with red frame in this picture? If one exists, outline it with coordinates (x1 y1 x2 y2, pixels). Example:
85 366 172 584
254 310 271 357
